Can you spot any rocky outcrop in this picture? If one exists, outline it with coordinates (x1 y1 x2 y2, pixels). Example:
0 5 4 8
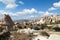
33 15 60 25
1 14 14 25
0 14 14 31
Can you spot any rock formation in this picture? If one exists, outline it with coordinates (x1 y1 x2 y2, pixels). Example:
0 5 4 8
1 14 14 25
0 14 14 31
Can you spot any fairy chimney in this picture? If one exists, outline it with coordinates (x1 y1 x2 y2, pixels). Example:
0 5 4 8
1 14 14 31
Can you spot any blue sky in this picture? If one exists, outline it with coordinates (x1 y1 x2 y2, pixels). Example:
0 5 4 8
0 0 60 20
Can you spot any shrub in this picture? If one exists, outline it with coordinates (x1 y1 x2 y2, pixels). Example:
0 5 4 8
33 27 40 30
53 27 60 31
40 31 50 37
0 31 11 40
18 26 22 29
41 24 48 29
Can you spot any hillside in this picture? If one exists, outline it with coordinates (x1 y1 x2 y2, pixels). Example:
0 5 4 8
32 15 60 25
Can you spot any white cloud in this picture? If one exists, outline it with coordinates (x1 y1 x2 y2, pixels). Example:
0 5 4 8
19 1 24 5
6 4 18 9
0 10 8 15
0 0 18 9
0 8 37 16
23 8 37 14
0 8 54 16
48 1 60 11
0 10 17 16
43 11 51 16
53 1 60 7
48 7 56 11
0 0 15 4
0 8 55 20
0 0 24 9
15 9 54 16
15 8 37 15
39 11 55 16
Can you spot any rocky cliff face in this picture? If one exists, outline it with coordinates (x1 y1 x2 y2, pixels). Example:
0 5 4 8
33 15 60 24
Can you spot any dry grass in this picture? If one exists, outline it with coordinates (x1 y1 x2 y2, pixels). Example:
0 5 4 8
9 31 35 40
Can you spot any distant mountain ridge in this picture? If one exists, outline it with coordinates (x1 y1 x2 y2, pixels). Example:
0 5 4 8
14 19 30 22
